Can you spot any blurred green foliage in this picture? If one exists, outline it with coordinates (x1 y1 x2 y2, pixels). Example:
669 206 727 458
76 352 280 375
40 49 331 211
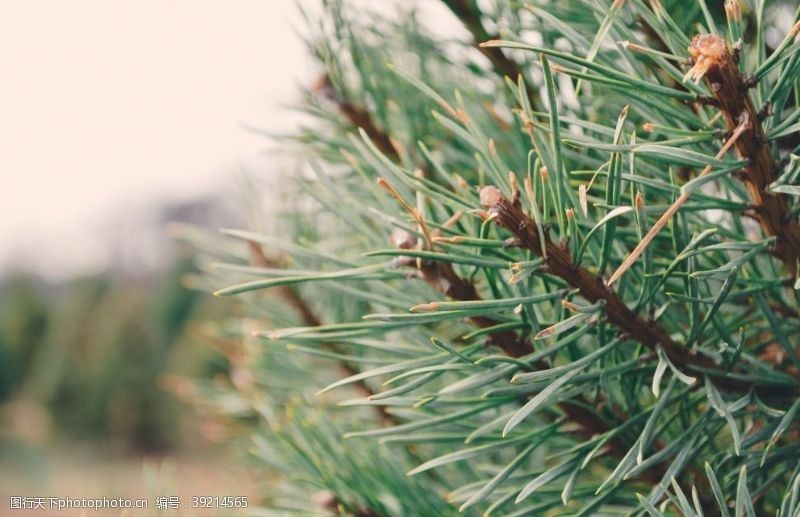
0 250 227 452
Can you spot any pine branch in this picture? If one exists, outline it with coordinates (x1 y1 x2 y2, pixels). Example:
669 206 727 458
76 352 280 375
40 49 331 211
313 71 527 360
247 241 395 426
247 243 452 500
404 243 654 469
313 58 770 517
389 213 704 495
479 186 798 396
687 33 800 277
418 258 532 358
312 70 541 392
193 3 800 512
441 0 536 102
301 20 788 507
314 74 399 162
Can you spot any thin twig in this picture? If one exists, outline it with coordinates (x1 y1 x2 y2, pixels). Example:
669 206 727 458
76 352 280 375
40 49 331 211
607 115 750 286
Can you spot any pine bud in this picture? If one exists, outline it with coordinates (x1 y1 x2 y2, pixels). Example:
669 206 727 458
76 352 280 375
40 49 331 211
685 34 727 83
390 229 417 249
479 185 505 207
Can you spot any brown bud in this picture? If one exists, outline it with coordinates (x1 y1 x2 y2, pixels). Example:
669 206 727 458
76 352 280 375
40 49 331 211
312 491 338 511
685 34 727 83
390 229 418 249
479 186 505 207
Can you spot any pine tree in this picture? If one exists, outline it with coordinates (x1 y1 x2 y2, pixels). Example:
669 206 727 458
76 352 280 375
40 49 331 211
176 1 800 514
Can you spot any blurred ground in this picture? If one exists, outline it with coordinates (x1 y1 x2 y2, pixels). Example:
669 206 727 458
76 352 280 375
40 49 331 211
0 444 257 517
0 235 259 516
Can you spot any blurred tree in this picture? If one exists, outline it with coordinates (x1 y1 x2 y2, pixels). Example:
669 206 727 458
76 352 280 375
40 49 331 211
0 276 49 401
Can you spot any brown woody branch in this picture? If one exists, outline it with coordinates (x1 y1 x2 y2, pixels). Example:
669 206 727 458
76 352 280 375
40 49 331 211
419 259 532 358
441 0 537 103
687 34 800 277
314 75 399 161
474 189 730 511
398 235 692 492
479 186 798 397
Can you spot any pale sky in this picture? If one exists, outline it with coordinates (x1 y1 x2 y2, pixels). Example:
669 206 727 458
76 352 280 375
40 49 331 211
0 0 312 276
0 0 462 278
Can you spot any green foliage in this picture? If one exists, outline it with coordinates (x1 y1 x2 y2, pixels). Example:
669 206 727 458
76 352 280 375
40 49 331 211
0 257 218 451
185 0 800 514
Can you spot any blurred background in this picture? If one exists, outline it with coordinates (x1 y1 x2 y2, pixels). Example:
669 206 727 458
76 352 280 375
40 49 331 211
0 0 462 513
0 0 312 512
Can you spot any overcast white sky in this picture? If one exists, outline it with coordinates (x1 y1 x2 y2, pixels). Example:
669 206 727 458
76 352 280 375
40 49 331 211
0 0 464 278
0 0 313 276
